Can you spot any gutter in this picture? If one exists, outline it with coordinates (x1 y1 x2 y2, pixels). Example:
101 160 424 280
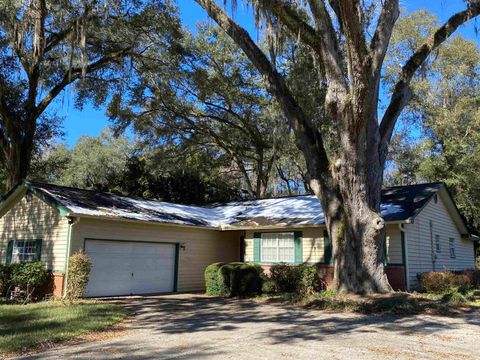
398 223 410 291
62 216 80 298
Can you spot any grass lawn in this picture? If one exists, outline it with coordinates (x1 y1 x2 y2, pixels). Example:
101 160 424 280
0 300 127 354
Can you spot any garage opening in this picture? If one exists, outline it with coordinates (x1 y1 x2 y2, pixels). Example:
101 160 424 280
84 239 178 297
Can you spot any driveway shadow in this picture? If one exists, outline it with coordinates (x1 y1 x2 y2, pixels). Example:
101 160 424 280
109 294 472 343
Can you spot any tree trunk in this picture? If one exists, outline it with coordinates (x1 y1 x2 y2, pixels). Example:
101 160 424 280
4 136 34 191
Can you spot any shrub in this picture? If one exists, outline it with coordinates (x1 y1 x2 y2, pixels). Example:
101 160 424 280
441 290 468 305
420 270 480 293
0 264 13 296
268 263 320 294
261 276 276 294
205 262 263 297
11 261 49 302
269 264 300 293
420 271 455 293
298 264 320 296
66 251 92 302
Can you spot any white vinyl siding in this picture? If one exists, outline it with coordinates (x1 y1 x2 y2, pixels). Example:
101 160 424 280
260 232 294 263
404 193 475 289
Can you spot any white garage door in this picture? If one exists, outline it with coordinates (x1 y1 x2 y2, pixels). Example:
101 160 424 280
84 240 176 297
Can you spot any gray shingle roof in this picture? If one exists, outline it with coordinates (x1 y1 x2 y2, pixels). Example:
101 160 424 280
11 181 444 228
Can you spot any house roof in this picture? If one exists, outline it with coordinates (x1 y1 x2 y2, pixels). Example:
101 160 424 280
0 181 450 230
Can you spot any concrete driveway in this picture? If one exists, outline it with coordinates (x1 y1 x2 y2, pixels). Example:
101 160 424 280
18 294 480 360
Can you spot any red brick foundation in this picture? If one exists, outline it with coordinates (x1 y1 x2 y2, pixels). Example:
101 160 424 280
36 272 65 298
385 265 406 291
259 264 406 291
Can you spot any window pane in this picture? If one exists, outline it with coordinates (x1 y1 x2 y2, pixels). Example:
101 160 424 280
261 233 294 263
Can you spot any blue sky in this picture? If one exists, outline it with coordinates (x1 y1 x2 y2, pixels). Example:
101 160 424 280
58 0 480 147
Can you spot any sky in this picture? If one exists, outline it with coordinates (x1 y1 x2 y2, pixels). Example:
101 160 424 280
58 0 480 147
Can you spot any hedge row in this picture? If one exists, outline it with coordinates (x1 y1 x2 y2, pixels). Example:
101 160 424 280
205 262 323 297
419 270 480 293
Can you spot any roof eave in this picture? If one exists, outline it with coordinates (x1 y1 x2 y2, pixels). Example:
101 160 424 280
70 213 221 230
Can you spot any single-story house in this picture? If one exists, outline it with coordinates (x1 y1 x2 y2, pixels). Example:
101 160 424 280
0 181 477 297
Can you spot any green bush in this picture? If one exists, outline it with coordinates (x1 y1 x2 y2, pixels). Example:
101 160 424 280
0 264 13 296
261 276 276 294
269 264 300 293
11 261 49 301
205 262 263 297
268 263 320 294
298 264 320 295
441 290 468 304
65 251 92 302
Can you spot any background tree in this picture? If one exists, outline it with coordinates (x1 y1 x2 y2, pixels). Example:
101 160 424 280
386 11 480 231
32 129 241 204
109 25 291 198
0 0 181 189
194 0 480 293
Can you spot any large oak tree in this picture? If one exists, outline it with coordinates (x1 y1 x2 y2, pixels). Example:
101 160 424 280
194 0 480 293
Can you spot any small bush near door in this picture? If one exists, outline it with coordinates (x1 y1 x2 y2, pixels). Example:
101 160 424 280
205 262 263 297
65 251 92 302
268 263 321 295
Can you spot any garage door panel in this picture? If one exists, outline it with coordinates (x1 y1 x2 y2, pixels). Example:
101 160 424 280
85 240 176 297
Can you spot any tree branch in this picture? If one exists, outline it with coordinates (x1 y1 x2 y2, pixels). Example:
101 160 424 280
379 1 480 154
370 0 399 79
34 47 132 119
306 0 346 87
195 0 332 184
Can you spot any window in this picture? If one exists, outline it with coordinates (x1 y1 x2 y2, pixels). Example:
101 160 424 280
11 240 38 263
435 235 441 253
261 233 295 263
449 238 456 259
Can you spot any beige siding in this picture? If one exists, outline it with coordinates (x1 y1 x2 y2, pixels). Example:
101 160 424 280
70 218 241 292
405 195 475 289
245 226 404 265
0 194 69 272
244 228 327 263
386 224 403 264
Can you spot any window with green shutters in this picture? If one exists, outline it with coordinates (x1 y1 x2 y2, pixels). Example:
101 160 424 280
253 232 303 264
6 239 42 264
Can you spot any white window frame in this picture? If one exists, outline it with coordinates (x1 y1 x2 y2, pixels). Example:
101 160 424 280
260 232 295 263
11 240 37 264
449 238 456 259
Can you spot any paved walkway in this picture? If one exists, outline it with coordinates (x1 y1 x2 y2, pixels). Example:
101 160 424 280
17 294 480 360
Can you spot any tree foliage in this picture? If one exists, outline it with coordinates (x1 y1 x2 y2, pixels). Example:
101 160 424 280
387 11 480 230
109 25 295 198
0 0 181 189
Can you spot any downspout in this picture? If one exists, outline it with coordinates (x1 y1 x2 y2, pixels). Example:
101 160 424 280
62 217 80 298
398 223 410 291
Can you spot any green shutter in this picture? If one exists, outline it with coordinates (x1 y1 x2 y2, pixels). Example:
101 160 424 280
294 231 303 264
35 239 42 261
253 233 261 263
323 230 332 265
6 240 13 264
